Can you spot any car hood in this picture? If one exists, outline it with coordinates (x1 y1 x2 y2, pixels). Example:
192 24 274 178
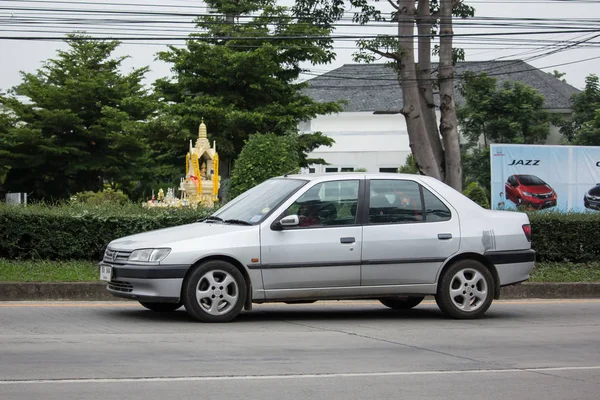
588 186 600 196
521 184 553 194
108 222 255 251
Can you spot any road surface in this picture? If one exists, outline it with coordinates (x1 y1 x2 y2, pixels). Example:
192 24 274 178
0 299 599 399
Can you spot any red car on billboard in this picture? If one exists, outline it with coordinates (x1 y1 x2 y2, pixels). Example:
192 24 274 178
505 174 557 209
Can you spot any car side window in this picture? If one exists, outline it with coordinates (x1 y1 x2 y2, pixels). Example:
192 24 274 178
422 187 452 222
368 180 423 224
285 180 360 228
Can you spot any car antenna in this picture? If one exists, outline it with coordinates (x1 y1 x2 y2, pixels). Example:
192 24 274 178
283 168 299 177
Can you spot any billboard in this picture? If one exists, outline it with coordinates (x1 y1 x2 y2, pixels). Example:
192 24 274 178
490 144 600 212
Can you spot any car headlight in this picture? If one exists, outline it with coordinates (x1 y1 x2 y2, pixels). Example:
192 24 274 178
522 192 533 197
129 248 171 263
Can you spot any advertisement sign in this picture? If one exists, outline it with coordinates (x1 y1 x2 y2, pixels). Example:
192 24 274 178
490 144 600 212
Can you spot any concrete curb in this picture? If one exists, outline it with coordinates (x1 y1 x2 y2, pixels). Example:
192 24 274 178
1 282 600 301
0 282 120 301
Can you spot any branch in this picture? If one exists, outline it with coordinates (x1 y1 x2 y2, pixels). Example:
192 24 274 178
366 46 399 61
386 0 399 10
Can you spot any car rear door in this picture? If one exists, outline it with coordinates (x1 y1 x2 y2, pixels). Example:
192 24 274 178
360 178 460 286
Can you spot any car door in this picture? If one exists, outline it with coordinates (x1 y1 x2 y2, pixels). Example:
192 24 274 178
260 179 363 291
360 178 460 286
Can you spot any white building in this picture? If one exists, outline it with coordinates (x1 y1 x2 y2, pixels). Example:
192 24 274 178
300 61 580 173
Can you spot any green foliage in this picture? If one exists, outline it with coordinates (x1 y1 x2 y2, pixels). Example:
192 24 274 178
71 189 129 205
462 182 489 208
0 202 209 261
528 211 600 263
457 71 552 146
398 154 418 174
461 146 490 194
0 34 156 201
155 0 342 172
560 74 600 145
355 167 368 172
229 133 300 199
0 259 98 282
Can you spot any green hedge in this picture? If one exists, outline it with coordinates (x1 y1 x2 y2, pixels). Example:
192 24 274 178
0 203 208 261
528 211 600 263
1 203 599 263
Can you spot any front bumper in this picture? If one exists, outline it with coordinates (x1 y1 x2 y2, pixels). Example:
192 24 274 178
584 198 600 210
526 198 557 209
100 262 189 303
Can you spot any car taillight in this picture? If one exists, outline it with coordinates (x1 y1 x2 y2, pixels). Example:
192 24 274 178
522 224 532 242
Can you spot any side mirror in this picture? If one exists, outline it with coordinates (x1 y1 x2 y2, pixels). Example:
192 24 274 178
280 215 299 227
271 214 300 231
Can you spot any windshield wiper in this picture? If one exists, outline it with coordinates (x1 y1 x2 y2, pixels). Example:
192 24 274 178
197 216 223 223
223 219 252 226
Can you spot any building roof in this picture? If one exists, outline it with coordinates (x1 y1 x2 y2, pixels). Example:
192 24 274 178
303 60 580 113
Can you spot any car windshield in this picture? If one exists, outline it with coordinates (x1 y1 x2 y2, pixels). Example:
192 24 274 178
211 178 307 224
518 175 546 186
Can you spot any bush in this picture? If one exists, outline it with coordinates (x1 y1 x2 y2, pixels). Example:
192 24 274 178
71 189 130 205
462 182 489 208
529 211 600 263
229 133 300 199
0 202 210 261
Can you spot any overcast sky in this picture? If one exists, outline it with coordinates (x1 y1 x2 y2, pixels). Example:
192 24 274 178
1 0 599 92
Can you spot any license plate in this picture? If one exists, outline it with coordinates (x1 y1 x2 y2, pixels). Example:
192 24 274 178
99 265 112 282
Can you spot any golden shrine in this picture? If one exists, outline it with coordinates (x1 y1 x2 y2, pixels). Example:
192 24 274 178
145 120 220 209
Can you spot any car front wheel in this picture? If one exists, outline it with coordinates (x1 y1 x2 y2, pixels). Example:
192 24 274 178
435 260 494 319
139 301 182 312
182 260 247 323
379 296 424 310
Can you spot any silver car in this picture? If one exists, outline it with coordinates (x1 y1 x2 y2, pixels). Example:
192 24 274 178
99 173 535 322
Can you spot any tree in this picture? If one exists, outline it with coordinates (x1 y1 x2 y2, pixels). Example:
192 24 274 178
229 133 300 198
457 72 552 197
398 154 419 174
457 72 552 146
293 0 475 191
560 74 600 145
548 70 567 83
0 34 154 200
155 0 342 177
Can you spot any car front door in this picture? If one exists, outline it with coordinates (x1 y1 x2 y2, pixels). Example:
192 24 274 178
260 179 363 291
360 178 460 286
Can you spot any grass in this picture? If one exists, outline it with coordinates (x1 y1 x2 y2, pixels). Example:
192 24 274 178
0 259 98 282
530 262 600 283
0 259 599 283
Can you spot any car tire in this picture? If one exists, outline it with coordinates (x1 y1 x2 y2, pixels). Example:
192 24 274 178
379 296 424 310
435 259 494 319
182 260 247 323
139 301 182 312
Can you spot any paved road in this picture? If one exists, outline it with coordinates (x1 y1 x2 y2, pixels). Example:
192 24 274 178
0 299 599 400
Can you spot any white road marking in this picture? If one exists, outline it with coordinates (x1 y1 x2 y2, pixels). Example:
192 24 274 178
1 366 599 385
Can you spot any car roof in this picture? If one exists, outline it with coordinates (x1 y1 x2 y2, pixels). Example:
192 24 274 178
280 172 424 181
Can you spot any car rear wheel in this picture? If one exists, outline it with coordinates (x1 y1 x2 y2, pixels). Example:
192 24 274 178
379 296 424 310
139 301 182 312
182 260 247 323
435 259 494 319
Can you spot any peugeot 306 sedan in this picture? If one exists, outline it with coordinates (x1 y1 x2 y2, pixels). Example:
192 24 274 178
99 173 535 322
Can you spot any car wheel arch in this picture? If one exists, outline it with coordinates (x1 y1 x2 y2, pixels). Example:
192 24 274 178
436 253 501 300
182 255 253 310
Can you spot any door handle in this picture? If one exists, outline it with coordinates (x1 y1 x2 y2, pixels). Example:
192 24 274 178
438 233 452 240
340 237 355 244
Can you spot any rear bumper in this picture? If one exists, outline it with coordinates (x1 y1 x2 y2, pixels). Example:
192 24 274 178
484 250 536 287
